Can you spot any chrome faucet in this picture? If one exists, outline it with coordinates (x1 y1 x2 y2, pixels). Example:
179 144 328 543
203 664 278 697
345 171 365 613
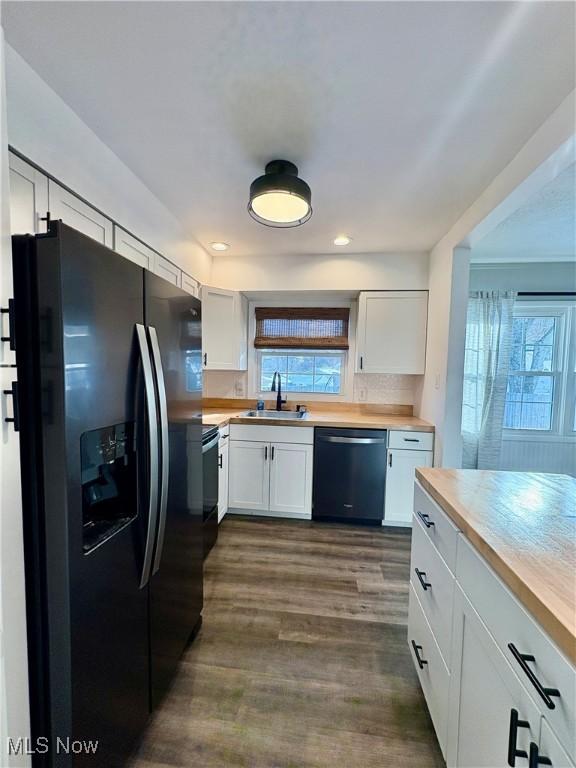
271 371 287 411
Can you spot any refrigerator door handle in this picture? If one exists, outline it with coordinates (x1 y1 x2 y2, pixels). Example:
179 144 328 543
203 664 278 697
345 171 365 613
148 326 170 576
136 324 160 589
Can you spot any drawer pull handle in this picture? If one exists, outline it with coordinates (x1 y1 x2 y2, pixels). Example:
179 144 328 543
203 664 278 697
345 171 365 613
508 644 560 710
410 640 428 670
508 708 529 766
403 438 420 443
414 568 431 591
529 743 552 768
416 510 434 528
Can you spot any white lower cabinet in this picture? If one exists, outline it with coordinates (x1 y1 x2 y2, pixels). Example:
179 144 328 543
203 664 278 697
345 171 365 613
410 483 576 767
408 584 451 757
269 443 313 516
228 426 313 519
538 718 575 768
228 440 270 512
384 433 433 525
447 586 541 767
217 436 229 523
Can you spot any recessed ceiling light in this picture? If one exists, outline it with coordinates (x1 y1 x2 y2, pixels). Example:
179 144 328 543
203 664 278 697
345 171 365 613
210 242 230 251
248 160 312 228
334 235 351 246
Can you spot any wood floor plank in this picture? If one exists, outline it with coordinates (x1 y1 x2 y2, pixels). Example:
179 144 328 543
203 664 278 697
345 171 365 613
130 517 444 768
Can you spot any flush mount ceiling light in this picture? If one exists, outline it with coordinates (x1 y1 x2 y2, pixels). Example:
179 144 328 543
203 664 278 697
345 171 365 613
248 160 312 227
210 242 230 251
334 235 351 246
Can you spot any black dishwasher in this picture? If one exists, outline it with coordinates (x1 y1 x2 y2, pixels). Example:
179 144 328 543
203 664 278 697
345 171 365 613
312 428 387 524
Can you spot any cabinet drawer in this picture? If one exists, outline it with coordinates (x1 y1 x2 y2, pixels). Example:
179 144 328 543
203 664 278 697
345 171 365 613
457 536 576 761
230 424 314 444
413 482 459 573
408 583 450 757
539 717 575 768
410 517 455 666
389 430 434 451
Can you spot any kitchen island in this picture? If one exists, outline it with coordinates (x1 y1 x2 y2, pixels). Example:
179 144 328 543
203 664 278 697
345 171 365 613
408 468 576 767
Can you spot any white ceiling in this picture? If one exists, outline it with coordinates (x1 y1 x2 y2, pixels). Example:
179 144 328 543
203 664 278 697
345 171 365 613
3 1 575 258
472 163 576 263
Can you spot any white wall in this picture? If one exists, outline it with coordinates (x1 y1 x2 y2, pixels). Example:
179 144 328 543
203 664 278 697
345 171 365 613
469 262 576 292
4 44 212 283
0 27 31 768
210 251 429 292
418 90 576 466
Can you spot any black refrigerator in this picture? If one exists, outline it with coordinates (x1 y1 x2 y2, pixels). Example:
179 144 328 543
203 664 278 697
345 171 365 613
12 221 204 767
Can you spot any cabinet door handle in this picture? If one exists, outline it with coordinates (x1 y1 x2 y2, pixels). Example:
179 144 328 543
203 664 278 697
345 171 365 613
529 742 552 768
271 446 275 460
410 640 427 670
388 452 392 468
1 299 16 350
508 644 560 710
203 352 207 366
360 356 363 370
414 568 431 591
508 709 530 766
416 510 434 528
264 446 268 460
3 382 20 432
218 453 223 469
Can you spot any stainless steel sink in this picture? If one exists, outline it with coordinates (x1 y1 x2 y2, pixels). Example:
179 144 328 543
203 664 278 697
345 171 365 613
242 409 307 420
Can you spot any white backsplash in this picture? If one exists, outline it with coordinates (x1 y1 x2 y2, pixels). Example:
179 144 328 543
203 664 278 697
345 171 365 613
204 370 419 405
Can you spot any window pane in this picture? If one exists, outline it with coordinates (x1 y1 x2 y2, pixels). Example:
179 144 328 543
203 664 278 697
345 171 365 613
262 355 287 373
285 374 314 391
524 317 555 345
315 356 342 374
287 356 314 373
314 374 340 393
505 374 554 430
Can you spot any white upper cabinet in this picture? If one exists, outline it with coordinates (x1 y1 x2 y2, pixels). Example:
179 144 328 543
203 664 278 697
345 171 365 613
48 180 113 246
201 286 247 370
114 226 155 269
180 271 200 298
8 153 48 235
154 253 181 286
356 291 428 374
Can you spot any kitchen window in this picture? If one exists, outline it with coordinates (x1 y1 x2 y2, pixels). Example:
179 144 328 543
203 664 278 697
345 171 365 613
259 350 344 394
504 304 575 436
254 307 350 396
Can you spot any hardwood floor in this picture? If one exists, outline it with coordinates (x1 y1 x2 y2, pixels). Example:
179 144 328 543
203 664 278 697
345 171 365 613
131 517 445 768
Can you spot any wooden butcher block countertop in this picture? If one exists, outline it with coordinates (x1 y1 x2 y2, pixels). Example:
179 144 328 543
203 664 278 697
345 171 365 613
416 468 576 664
202 399 434 432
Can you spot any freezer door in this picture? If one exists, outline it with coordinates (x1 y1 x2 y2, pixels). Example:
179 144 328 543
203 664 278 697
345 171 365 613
145 272 203 709
14 222 151 768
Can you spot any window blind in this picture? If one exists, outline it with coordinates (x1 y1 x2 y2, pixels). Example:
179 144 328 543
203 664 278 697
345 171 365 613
254 307 350 349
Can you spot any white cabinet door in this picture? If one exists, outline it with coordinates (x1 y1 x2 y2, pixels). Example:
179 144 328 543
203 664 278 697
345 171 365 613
384 448 432 525
447 586 541 768
180 271 200 297
218 438 229 523
537 718 575 768
228 440 269 512
269 442 313 518
201 286 247 370
114 226 155 269
48 180 113 246
356 291 428 373
153 253 181 286
8 153 48 235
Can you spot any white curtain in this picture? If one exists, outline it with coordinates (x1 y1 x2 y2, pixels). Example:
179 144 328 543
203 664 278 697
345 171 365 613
461 291 516 469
